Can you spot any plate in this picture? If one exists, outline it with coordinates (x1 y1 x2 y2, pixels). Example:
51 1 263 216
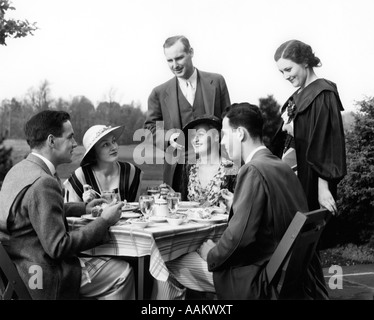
81 214 96 220
179 201 200 208
122 204 139 212
150 216 167 223
191 214 228 224
129 218 150 228
121 212 142 219
210 207 226 214
81 212 141 220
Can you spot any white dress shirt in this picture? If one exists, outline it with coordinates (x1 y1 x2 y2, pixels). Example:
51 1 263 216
244 146 267 164
32 152 56 175
177 68 197 106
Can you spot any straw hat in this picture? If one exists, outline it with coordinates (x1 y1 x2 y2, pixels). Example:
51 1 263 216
80 125 124 166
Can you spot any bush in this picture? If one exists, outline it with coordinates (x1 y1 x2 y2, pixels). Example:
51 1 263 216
0 131 13 188
330 97 374 246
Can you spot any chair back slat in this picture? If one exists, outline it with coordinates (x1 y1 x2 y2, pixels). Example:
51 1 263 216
0 242 32 300
266 208 331 299
266 211 306 283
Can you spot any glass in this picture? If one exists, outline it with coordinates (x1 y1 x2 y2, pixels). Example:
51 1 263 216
146 186 161 199
101 191 120 203
139 194 155 220
166 192 181 215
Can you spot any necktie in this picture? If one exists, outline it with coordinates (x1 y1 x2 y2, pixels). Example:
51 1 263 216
185 81 195 106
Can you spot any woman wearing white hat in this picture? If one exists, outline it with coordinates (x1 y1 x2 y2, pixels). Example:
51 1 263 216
64 124 143 203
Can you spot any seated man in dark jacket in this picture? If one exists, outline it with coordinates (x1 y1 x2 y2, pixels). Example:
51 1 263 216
154 103 327 300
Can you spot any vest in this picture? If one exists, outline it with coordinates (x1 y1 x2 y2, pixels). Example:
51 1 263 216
177 76 206 127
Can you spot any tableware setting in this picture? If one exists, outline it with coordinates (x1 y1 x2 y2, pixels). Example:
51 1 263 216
166 192 181 215
146 186 161 199
153 198 170 217
185 207 229 224
166 213 187 226
129 217 150 228
101 190 121 203
121 212 142 219
139 194 155 220
178 201 200 209
121 202 139 212
81 211 142 220
149 216 167 223
189 213 228 224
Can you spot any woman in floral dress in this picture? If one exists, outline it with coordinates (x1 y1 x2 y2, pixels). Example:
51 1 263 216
175 115 236 208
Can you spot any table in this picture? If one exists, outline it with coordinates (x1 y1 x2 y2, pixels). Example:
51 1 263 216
67 216 227 299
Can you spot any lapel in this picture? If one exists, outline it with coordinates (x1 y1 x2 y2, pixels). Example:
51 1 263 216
0 153 53 238
164 77 182 129
199 70 216 115
27 153 53 176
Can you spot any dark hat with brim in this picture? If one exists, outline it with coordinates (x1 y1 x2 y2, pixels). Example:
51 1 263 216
182 115 222 135
181 115 222 150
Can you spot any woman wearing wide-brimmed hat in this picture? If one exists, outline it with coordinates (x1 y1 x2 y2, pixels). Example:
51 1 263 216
64 124 143 203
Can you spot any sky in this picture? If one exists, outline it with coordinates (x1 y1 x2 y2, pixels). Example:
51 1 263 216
1 0 373 113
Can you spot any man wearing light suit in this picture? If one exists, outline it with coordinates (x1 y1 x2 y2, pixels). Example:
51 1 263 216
0 110 135 300
144 35 231 187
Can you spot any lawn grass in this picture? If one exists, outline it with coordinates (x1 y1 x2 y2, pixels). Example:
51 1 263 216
5 139 164 194
320 244 374 268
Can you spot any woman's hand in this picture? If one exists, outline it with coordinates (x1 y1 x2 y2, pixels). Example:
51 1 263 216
318 178 337 214
159 183 175 193
220 188 233 212
83 184 98 203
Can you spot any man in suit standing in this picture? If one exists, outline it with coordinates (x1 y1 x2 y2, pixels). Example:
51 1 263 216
0 110 135 300
144 35 231 187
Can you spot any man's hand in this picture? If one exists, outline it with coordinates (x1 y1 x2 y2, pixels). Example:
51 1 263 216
100 201 124 225
85 198 108 214
197 239 216 261
169 132 184 150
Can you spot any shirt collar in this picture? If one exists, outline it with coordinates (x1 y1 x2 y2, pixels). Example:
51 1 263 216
177 68 197 88
245 146 267 164
32 152 56 175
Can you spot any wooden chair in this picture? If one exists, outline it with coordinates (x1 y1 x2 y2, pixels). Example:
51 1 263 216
266 208 331 299
0 242 32 300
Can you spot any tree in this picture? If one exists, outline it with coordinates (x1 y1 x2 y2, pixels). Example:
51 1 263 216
258 95 282 148
26 80 53 111
69 96 95 144
0 0 37 45
0 130 12 189
0 0 37 187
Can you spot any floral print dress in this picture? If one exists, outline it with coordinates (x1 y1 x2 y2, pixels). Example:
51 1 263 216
187 163 230 206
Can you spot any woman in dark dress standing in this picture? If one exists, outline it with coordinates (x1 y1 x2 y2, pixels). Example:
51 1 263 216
273 39 347 215
272 40 347 299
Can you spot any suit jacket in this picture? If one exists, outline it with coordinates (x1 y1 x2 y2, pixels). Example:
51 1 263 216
207 148 309 299
144 69 231 185
0 154 112 300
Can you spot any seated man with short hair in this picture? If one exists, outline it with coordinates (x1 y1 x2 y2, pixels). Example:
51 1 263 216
0 110 135 300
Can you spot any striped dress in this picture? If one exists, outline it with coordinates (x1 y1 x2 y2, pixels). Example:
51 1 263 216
63 161 142 203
